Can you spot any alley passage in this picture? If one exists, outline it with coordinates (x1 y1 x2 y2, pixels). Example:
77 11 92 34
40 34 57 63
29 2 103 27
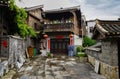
2 56 106 79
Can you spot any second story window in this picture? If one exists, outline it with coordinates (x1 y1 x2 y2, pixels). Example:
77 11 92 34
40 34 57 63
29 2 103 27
34 23 38 30
90 27 93 33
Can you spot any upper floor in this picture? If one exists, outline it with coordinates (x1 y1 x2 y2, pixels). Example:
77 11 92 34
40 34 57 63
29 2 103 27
25 5 43 31
0 1 10 36
86 20 96 38
42 6 82 36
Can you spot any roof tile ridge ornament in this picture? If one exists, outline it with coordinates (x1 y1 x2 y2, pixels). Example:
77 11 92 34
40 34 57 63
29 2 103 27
95 19 100 24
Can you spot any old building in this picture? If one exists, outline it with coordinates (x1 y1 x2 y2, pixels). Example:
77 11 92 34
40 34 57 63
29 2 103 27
86 20 96 38
85 19 120 79
81 15 87 37
42 6 83 55
0 1 10 36
25 5 43 50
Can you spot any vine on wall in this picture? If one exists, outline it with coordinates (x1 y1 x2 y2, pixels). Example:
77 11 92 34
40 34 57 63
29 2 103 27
5 0 37 38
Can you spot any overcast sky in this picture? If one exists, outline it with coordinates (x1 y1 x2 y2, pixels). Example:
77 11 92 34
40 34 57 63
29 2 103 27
16 0 120 20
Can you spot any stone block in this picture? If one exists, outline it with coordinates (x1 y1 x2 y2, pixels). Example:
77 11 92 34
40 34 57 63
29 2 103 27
46 75 54 79
1 61 9 74
37 70 44 75
65 61 77 66
60 71 69 76
20 74 30 79
100 62 119 79
55 75 63 79
29 76 37 79
78 57 88 63
0 61 9 77
0 63 4 77
51 66 63 71
45 71 51 75
25 66 33 71
53 71 61 75
37 76 44 79
40 50 47 56
88 55 95 66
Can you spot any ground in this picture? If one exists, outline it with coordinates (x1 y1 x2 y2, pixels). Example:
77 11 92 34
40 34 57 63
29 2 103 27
2 55 106 79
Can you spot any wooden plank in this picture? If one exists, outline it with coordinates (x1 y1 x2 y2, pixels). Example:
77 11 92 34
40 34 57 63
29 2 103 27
94 60 100 74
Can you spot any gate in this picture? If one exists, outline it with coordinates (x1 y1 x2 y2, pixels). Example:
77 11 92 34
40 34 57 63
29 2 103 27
50 38 69 55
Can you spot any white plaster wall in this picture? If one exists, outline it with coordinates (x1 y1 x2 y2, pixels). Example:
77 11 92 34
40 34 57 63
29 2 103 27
74 35 82 46
87 21 96 38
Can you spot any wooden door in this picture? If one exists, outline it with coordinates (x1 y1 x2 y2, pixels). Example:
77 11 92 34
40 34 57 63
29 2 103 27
50 38 69 55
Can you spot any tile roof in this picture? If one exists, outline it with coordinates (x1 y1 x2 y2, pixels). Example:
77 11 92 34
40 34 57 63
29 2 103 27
25 5 43 11
95 19 120 36
44 5 80 13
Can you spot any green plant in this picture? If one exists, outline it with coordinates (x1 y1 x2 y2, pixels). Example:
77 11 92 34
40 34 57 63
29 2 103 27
76 46 83 52
47 52 51 57
2 0 37 38
83 36 96 47
77 52 87 57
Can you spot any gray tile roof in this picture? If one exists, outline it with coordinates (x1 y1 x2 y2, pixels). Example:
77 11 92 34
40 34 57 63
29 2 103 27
95 20 120 36
44 5 80 13
25 5 43 11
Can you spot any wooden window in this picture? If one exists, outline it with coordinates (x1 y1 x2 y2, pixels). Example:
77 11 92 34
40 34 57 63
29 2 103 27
90 27 93 33
34 23 37 29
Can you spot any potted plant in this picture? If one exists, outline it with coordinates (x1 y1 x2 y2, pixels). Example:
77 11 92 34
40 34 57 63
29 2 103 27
76 46 87 63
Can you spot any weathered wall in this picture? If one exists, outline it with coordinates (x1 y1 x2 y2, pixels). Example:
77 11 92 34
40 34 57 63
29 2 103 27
0 7 9 36
85 39 119 79
85 39 118 66
87 55 119 79
86 21 96 38
27 8 43 30
101 39 118 66
27 15 41 30
29 9 43 20
0 35 26 68
71 11 80 36
74 35 82 46
26 9 43 51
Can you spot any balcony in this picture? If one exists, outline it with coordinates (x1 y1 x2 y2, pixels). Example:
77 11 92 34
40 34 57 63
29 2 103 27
43 22 74 32
0 0 10 6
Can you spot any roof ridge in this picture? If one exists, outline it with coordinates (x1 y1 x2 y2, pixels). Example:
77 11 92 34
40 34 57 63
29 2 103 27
25 5 43 11
44 5 80 13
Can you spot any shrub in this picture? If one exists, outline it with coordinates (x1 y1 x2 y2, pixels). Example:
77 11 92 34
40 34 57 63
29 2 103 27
83 36 96 47
77 52 87 57
47 52 51 57
76 46 83 52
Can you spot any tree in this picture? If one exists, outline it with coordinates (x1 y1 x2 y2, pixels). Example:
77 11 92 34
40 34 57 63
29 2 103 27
1 0 37 38
83 36 96 47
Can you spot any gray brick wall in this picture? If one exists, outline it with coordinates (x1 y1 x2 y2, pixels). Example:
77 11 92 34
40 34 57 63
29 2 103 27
85 39 118 66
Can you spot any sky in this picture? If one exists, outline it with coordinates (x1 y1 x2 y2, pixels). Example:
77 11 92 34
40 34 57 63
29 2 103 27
15 0 120 20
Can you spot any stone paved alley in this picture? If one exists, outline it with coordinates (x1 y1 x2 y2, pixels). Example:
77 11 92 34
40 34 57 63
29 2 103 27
2 56 106 79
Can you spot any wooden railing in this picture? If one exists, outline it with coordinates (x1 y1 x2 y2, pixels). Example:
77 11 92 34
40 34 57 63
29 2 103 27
43 23 74 32
0 0 10 6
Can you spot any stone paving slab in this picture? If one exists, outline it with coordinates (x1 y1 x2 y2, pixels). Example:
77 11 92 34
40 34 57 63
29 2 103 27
2 55 106 79
46 75 54 79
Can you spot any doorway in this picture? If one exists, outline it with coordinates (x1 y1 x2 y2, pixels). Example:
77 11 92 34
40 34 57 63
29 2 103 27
50 38 69 55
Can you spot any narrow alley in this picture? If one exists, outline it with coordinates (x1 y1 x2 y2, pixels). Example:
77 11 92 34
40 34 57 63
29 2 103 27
2 55 106 79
